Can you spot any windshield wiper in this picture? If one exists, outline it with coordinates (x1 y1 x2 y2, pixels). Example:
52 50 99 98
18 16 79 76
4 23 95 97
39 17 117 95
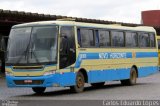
29 41 40 65
15 41 41 65
15 42 30 64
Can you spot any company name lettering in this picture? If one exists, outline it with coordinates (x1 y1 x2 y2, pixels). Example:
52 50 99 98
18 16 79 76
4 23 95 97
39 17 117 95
99 53 126 59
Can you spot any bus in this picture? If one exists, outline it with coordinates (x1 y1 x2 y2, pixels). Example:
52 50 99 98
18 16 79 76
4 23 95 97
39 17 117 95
5 20 159 94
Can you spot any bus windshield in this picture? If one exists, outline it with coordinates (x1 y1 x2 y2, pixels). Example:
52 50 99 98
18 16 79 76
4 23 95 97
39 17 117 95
6 26 58 65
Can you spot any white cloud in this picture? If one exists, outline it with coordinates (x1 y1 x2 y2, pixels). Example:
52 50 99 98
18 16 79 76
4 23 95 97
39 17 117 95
0 0 160 23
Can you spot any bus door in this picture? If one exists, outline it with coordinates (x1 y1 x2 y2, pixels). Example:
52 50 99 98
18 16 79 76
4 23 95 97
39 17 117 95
59 26 76 69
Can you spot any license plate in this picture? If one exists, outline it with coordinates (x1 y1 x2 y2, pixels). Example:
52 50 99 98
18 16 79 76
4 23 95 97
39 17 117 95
24 80 32 83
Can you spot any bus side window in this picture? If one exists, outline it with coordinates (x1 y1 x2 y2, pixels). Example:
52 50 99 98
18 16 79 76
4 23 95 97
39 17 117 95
80 29 95 47
77 29 81 47
125 32 138 47
94 30 99 47
149 33 156 47
158 40 160 49
111 31 124 47
98 30 110 47
139 33 150 47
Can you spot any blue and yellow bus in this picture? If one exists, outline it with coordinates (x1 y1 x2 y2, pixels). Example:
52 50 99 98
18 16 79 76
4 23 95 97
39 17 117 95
5 20 158 93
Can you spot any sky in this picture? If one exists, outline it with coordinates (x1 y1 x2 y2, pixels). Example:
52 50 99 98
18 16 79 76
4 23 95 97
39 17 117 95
0 0 160 24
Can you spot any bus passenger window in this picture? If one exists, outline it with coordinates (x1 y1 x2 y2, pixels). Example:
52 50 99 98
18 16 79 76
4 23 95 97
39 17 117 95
77 29 81 47
98 30 110 47
139 33 150 47
150 33 155 47
111 31 124 47
158 40 160 49
125 32 138 47
80 29 95 47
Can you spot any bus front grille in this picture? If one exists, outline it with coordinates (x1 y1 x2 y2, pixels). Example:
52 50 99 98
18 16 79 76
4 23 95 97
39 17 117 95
14 80 44 85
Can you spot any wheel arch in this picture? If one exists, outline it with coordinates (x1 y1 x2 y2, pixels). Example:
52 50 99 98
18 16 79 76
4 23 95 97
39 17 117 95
78 68 88 83
132 65 138 77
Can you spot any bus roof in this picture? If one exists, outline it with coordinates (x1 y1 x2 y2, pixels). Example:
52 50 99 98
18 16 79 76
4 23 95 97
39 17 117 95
12 20 156 32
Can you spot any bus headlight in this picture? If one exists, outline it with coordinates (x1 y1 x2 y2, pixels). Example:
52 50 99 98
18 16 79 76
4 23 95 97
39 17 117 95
5 71 14 76
43 70 56 76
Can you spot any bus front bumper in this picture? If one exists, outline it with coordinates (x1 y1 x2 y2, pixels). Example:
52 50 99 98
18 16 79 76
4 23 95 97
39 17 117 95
6 72 76 88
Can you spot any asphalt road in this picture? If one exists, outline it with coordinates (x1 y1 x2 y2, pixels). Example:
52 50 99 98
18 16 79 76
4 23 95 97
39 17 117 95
0 72 160 106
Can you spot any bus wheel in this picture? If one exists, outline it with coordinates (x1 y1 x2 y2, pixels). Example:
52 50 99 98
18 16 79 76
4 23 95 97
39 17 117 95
32 87 46 94
91 82 105 88
70 72 85 93
121 67 137 86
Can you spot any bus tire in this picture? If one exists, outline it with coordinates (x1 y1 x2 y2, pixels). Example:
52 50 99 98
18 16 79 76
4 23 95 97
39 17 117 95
32 87 46 94
91 82 105 88
70 72 85 93
121 67 137 86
